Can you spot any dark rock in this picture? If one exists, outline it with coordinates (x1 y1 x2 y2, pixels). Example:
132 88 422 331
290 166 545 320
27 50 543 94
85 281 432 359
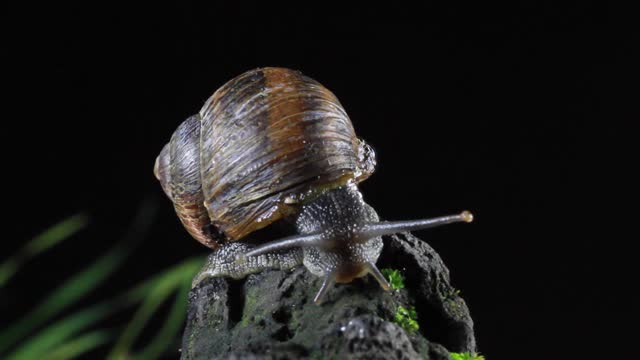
181 232 476 360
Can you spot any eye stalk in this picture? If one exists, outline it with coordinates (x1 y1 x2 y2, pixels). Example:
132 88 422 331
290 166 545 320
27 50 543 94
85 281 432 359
243 232 325 258
358 211 474 238
244 211 474 305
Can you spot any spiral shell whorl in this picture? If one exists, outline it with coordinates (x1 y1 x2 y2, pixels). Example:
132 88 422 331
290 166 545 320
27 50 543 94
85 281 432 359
155 115 219 248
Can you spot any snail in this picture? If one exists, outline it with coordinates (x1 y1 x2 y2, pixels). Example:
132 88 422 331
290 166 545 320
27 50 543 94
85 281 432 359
154 67 473 304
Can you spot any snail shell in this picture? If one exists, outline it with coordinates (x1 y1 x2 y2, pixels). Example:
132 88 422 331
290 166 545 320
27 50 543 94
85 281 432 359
155 67 376 248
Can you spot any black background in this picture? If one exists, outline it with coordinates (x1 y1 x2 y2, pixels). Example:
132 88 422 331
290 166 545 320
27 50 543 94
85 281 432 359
2 1 636 359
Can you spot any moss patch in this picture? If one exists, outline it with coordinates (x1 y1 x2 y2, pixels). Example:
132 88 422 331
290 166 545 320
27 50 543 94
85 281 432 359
239 287 260 327
381 268 405 290
393 305 419 333
450 352 485 360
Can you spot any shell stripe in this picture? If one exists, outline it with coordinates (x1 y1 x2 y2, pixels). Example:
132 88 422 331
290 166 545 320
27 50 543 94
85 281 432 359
196 68 372 240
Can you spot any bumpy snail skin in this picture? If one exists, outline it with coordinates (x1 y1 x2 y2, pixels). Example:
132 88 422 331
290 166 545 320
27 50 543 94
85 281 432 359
191 185 386 304
192 242 303 288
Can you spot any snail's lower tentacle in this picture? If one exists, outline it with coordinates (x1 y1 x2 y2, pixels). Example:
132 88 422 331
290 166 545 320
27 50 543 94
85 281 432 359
191 242 303 288
366 262 391 291
313 273 336 305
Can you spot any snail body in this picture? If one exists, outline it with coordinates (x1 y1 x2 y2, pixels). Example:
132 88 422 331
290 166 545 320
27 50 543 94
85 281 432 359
155 68 472 304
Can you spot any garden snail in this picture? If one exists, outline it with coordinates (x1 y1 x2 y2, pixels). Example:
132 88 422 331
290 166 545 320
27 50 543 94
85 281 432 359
154 67 473 304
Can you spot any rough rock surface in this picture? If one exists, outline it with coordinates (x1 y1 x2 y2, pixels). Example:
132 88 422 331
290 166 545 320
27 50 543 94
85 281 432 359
181 232 476 360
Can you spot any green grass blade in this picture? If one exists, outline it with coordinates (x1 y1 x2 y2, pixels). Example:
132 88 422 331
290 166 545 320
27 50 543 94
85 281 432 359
5 303 114 360
47 330 113 360
0 258 20 289
2 256 184 360
0 198 158 354
0 244 129 354
119 256 204 306
25 213 90 255
134 258 204 360
0 213 89 287
108 257 203 360
135 281 191 360
5 295 138 360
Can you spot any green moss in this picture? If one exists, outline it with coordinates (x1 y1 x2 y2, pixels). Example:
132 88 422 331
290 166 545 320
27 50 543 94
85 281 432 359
239 289 260 327
308 349 323 360
393 306 419 332
450 352 485 360
445 298 468 320
381 268 405 290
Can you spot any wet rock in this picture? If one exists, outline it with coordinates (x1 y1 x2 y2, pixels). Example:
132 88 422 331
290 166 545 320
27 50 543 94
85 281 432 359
181 233 476 360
